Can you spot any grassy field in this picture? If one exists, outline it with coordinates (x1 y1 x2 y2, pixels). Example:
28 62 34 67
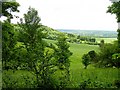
69 43 99 69
46 39 119 88
2 38 119 88
68 42 119 88
96 38 117 43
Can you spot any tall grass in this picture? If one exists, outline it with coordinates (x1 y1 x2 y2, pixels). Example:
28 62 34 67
69 68 119 88
68 42 119 88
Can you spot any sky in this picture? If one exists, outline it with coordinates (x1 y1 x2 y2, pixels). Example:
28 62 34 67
10 0 118 31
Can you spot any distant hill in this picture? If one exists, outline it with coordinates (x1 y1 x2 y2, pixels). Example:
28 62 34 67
57 29 118 38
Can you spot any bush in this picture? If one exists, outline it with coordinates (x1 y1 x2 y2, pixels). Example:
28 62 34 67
97 42 119 68
82 54 91 69
2 70 37 88
79 79 115 88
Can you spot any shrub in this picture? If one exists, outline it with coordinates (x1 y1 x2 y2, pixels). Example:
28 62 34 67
82 54 91 69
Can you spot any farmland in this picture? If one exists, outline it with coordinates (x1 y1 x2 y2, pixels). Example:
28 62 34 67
96 38 117 43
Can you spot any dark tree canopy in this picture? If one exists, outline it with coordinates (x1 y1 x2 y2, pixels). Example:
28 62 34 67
107 1 120 22
2 1 20 70
1 1 20 19
107 1 120 48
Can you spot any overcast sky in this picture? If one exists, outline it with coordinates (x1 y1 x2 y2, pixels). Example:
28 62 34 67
12 0 118 31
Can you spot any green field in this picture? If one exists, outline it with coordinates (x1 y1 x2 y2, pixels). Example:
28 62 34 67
2 38 119 88
68 42 119 88
46 39 119 88
69 43 99 69
96 38 117 43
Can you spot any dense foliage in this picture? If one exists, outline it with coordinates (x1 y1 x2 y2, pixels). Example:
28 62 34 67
82 54 90 69
2 1 20 21
107 0 120 68
2 1 20 70
54 34 72 88
17 7 51 88
98 42 120 68
107 1 120 48
2 2 72 88
2 20 18 70
107 1 120 22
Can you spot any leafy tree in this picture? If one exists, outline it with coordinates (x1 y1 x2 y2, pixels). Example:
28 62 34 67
55 34 72 69
107 1 120 48
1 1 20 22
54 34 72 88
98 42 118 68
99 39 104 47
77 35 81 39
2 20 18 70
67 33 76 38
88 50 97 63
89 38 96 42
107 1 120 68
18 7 56 88
81 50 98 68
82 54 91 69
2 1 20 70
107 1 120 22
112 53 120 68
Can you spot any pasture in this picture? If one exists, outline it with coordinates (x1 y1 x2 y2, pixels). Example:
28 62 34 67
68 42 119 88
44 38 119 88
2 38 119 88
96 38 117 43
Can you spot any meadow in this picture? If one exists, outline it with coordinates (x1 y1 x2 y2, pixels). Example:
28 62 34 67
68 42 119 88
45 39 119 88
96 38 117 43
2 38 119 88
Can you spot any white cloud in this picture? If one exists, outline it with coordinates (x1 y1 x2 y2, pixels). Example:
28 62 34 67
14 0 118 31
